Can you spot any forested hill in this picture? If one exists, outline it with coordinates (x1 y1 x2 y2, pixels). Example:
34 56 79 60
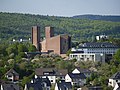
73 15 120 22
0 12 120 41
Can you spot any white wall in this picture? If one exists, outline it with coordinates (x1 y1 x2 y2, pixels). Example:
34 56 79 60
108 79 120 87
69 53 105 62
72 69 80 74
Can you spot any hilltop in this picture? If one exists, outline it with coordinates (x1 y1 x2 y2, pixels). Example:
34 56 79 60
0 12 120 41
73 14 120 22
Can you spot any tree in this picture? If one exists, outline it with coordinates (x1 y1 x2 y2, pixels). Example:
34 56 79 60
28 44 36 52
17 43 28 53
114 49 120 63
66 49 72 56
21 76 31 87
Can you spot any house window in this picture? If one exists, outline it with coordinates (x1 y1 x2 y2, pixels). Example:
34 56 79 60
47 88 49 90
8 75 12 77
51 80 53 82
9 79 12 81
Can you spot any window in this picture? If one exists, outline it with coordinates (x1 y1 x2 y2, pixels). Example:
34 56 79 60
8 75 12 77
51 80 53 82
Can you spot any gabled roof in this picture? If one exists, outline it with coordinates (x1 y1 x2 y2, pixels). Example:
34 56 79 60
6 69 19 76
110 72 120 79
32 77 51 87
57 80 72 90
116 83 120 90
76 68 92 73
1 83 19 90
68 73 86 79
35 68 68 76
26 77 51 90
26 83 42 90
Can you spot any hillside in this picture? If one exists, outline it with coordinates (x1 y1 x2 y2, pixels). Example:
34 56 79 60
0 12 120 41
73 14 120 22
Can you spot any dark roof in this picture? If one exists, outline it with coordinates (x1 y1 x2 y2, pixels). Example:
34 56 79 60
76 68 92 73
118 83 120 87
110 72 120 79
116 83 120 90
26 77 51 90
1 83 19 90
57 80 72 90
78 42 119 48
89 86 103 90
26 83 42 90
6 69 19 76
32 77 51 86
68 73 86 79
35 68 68 76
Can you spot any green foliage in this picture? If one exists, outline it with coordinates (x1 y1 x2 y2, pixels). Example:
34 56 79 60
17 43 28 53
66 49 72 56
28 44 36 52
0 12 120 42
21 76 31 86
0 40 120 89
114 49 120 63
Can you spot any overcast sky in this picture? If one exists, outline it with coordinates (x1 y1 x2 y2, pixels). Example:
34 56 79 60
0 0 120 17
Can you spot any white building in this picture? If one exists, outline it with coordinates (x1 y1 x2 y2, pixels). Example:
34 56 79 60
96 35 108 41
65 73 86 86
69 53 105 62
108 72 120 88
113 83 120 90
35 68 68 84
55 80 72 90
72 68 94 78
69 42 119 62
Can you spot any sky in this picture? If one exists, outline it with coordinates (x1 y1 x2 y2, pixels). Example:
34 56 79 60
0 0 120 17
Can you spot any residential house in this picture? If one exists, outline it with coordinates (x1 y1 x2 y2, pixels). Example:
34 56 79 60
113 83 120 90
108 72 120 87
24 77 51 90
72 68 94 78
35 68 68 84
65 73 86 86
1 83 19 90
5 69 19 82
55 80 72 90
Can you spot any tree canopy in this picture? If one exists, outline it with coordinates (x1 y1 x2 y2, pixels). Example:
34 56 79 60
0 12 120 42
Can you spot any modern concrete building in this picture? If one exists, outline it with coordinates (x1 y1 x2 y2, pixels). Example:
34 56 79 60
69 42 119 62
69 53 105 62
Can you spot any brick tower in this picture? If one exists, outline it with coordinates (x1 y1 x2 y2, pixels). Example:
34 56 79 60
45 26 54 50
45 26 54 39
31 26 41 51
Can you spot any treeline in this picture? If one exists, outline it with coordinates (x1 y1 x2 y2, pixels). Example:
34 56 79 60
73 14 120 22
0 12 120 41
